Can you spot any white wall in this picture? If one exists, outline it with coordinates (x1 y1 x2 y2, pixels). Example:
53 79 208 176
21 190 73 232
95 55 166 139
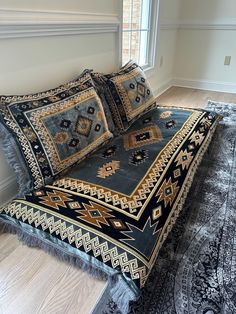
148 0 182 95
0 1 120 94
0 34 118 94
0 0 119 14
179 0 236 21
174 0 236 92
0 0 121 203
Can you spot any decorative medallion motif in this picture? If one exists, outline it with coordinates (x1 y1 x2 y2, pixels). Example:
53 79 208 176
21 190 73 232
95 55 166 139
68 138 80 148
173 168 181 179
75 115 93 137
175 149 194 170
102 145 117 158
97 160 120 179
60 119 71 129
124 126 163 150
160 111 172 119
165 120 176 129
201 116 214 129
190 131 205 146
77 201 114 228
129 150 148 166
39 190 72 210
54 132 69 145
22 127 37 142
137 82 146 97
156 178 180 208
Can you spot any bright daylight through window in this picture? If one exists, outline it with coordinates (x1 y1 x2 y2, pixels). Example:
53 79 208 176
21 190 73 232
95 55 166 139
122 0 158 70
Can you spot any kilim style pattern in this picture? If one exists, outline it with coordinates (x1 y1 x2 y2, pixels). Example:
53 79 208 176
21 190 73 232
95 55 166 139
91 62 157 133
0 72 112 189
0 107 221 298
123 125 163 150
97 161 120 179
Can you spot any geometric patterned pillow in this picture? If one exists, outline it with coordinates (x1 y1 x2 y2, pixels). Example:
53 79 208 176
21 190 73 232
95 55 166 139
0 71 113 191
91 61 157 133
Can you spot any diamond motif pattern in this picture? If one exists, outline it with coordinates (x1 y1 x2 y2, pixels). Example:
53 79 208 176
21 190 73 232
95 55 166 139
137 82 146 97
75 115 93 137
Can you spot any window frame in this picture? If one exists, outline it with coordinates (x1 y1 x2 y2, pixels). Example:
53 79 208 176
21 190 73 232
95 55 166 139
119 0 160 76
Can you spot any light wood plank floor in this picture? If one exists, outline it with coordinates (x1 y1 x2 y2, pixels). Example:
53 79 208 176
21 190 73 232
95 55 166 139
0 87 236 314
156 86 236 108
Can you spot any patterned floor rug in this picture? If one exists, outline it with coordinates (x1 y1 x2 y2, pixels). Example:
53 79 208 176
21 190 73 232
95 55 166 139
92 101 236 314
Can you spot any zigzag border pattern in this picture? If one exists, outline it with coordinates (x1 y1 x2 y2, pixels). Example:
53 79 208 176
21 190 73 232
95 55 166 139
0 202 148 287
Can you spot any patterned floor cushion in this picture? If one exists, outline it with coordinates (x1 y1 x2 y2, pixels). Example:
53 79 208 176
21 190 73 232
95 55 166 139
0 106 221 313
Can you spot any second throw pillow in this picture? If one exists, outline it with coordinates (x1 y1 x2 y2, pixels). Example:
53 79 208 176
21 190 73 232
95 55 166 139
92 61 157 133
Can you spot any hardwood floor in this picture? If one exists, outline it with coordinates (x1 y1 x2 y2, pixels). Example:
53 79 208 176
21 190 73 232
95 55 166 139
0 234 105 314
156 86 236 108
0 87 235 314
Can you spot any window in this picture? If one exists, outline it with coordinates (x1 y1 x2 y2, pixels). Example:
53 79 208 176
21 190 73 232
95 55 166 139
122 0 159 71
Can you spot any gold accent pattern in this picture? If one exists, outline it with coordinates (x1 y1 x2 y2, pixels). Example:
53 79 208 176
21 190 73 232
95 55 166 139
156 178 180 208
0 108 221 291
75 115 93 137
0 202 148 287
97 161 120 179
0 72 112 189
54 132 69 144
175 149 194 170
154 118 220 256
27 89 112 174
53 111 204 216
78 201 114 228
190 131 205 146
152 206 162 220
160 111 172 119
124 125 163 151
112 67 155 121
39 190 73 210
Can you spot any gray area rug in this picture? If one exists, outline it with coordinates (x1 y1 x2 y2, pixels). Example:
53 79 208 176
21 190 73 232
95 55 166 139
92 101 236 314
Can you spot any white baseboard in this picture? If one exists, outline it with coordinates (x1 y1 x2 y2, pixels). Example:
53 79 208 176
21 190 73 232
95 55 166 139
172 78 236 94
0 175 18 205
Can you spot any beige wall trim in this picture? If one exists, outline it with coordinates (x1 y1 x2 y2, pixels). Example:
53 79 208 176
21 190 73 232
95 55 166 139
0 8 120 39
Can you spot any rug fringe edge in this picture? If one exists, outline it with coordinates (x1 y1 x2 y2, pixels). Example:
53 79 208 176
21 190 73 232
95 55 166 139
0 217 109 281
